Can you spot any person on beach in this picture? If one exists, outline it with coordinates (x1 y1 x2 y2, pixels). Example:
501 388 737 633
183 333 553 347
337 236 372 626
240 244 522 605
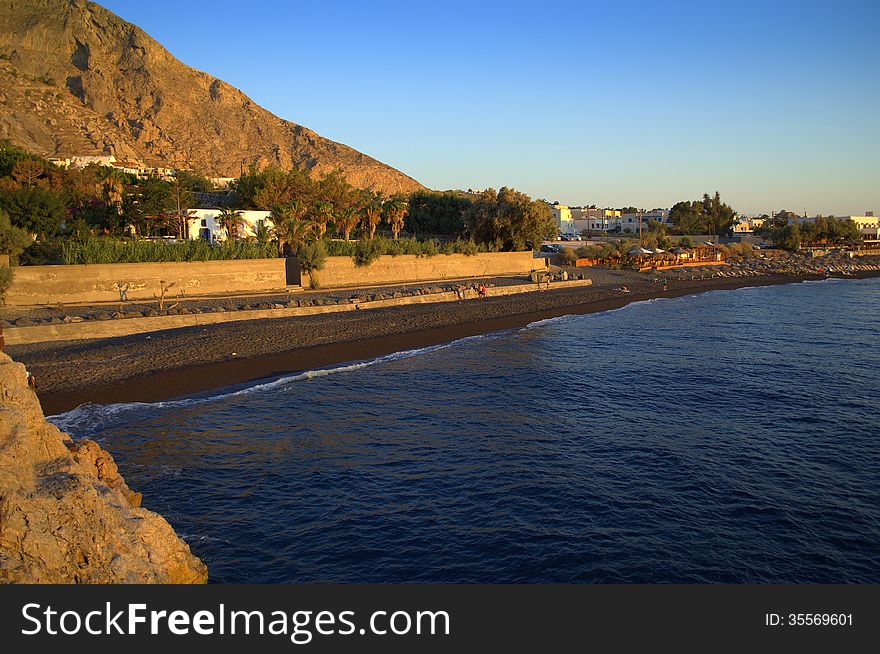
478 283 487 298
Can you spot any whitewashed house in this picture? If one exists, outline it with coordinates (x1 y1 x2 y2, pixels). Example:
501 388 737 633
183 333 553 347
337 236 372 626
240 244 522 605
187 208 274 242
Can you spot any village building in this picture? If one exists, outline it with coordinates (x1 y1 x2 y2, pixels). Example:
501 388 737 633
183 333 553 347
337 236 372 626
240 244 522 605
186 208 273 242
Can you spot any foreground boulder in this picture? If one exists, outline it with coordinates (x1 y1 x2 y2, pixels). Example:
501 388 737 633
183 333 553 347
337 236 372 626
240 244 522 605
0 352 207 583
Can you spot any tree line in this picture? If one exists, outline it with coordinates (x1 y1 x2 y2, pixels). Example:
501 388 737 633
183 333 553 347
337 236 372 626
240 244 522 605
757 211 859 250
0 142 555 265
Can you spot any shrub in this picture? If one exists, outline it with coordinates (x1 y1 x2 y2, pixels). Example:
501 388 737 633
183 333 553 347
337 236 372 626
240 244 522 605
296 240 327 289
325 240 357 257
559 247 578 266
58 237 278 264
452 238 480 256
21 239 63 265
0 209 31 262
0 265 12 304
354 238 383 267
726 242 754 257
420 240 439 257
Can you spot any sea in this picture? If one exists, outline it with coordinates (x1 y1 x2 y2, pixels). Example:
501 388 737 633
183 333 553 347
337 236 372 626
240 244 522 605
49 277 880 583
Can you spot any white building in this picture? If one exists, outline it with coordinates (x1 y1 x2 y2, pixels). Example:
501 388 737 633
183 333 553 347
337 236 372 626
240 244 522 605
847 214 879 241
619 210 669 232
570 208 621 233
208 177 237 189
733 217 765 233
187 208 273 242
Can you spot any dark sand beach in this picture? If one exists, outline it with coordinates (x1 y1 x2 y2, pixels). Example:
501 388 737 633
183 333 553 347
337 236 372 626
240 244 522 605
12 267 879 415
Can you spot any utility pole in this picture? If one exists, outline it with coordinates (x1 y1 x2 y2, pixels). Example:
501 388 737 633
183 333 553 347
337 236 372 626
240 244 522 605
639 208 643 243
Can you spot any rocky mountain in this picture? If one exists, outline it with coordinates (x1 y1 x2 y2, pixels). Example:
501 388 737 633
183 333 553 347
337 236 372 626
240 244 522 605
0 0 424 194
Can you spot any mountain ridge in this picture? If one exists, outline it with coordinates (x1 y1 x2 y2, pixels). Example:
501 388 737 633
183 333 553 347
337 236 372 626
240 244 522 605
0 0 424 194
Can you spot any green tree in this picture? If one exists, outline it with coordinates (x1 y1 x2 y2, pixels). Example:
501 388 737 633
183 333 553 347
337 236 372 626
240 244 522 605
175 170 211 193
669 200 704 234
0 186 67 238
11 159 46 187
780 223 801 251
0 208 32 259
406 190 471 235
270 202 313 256
0 141 45 177
700 191 737 238
466 187 555 250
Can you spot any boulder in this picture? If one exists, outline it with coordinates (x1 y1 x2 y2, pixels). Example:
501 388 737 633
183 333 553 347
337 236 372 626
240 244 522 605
0 352 207 584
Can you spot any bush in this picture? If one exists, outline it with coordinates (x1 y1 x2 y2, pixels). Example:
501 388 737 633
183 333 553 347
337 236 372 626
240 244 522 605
354 238 383 267
419 239 439 257
325 240 357 257
0 265 12 304
559 247 578 266
296 240 327 289
727 242 754 257
452 238 480 256
0 209 31 261
21 239 63 265
58 238 278 264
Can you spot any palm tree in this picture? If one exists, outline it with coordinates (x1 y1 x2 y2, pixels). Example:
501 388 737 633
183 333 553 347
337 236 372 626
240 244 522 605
174 209 196 240
253 221 273 247
271 203 314 256
363 204 382 239
310 200 334 239
217 208 246 241
336 206 360 241
383 199 407 240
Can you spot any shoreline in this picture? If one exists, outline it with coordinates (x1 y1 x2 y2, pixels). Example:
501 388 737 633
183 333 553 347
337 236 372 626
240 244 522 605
19 270 880 416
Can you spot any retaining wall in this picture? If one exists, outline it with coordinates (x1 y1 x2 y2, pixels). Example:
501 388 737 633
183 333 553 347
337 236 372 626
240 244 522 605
6 252 546 305
5 259 288 306
292 252 545 288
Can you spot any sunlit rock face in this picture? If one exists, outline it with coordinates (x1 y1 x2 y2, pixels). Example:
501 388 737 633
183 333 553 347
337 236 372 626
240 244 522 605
0 351 207 584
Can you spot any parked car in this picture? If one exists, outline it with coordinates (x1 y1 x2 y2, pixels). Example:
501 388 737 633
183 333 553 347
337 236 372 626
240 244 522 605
540 244 561 254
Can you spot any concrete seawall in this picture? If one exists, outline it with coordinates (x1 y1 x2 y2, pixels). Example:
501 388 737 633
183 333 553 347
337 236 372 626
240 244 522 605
3 279 592 345
6 252 546 305
291 252 545 288
6 259 289 305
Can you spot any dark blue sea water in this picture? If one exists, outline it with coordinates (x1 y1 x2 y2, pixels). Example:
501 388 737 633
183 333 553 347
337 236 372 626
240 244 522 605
51 277 880 583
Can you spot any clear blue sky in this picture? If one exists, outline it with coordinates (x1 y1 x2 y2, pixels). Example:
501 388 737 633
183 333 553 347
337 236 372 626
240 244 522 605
100 0 878 216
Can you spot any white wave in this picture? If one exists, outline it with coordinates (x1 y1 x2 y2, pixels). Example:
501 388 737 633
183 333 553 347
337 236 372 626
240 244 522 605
47 333 497 436
800 277 847 285
523 314 576 330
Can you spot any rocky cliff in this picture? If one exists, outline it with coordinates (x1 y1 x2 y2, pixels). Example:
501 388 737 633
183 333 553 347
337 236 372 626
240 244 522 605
0 0 424 195
0 350 207 583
